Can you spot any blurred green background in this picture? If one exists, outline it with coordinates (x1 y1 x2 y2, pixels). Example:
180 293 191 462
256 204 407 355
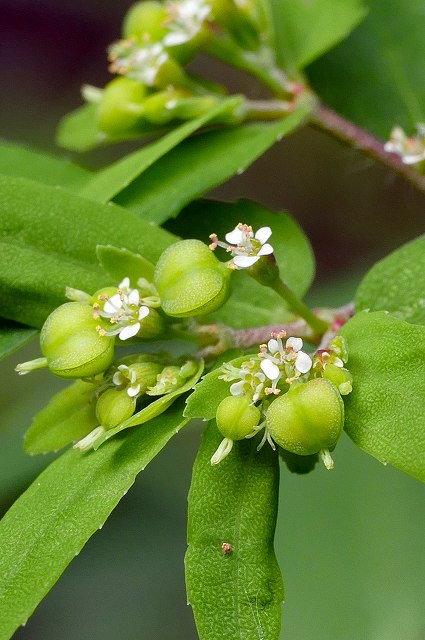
1 1 425 638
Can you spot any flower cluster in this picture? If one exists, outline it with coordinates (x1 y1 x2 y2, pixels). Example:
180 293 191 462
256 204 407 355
163 0 212 46
209 223 274 269
109 41 170 87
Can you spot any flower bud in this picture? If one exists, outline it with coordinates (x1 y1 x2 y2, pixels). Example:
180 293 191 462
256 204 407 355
95 388 136 429
154 239 231 317
216 395 261 440
97 77 146 135
266 379 344 456
122 1 168 41
40 302 115 379
322 363 353 396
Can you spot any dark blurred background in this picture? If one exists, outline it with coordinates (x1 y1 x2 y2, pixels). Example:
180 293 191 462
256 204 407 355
1 1 425 639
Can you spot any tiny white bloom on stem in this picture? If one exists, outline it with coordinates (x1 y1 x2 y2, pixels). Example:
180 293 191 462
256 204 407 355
109 40 169 86
384 124 425 165
164 0 211 46
95 278 151 341
209 222 274 269
113 364 141 397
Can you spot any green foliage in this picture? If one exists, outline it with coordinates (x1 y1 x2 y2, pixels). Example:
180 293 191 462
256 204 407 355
0 319 37 361
0 141 91 189
170 199 315 327
24 381 98 454
270 0 367 70
308 0 425 138
186 421 283 640
0 401 188 640
79 98 242 203
96 245 155 284
341 311 425 483
114 106 310 223
355 235 425 325
0 175 175 327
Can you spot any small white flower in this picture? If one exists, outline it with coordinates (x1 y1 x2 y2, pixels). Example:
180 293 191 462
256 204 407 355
109 40 169 86
95 277 150 341
209 222 274 269
164 0 211 46
113 364 141 397
384 124 425 165
219 359 267 404
259 330 312 388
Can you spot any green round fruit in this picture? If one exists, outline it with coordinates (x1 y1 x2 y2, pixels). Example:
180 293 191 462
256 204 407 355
40 302 115 379
96 388 136 429
266 379 344 456
97 77 146 135
216 395 261 440
154 239 231 317
122 1 168 41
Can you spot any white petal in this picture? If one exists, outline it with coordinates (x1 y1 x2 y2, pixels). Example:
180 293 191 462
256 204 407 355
103 293 122 314
127 384 140 397
119 277 130 290
334 357 344 368
260 359 280 381
255 226 272 244
233 255 259 268
286 337 303 352
127 289 140 306
295 351 312 374
267 339 279 354
138 305 150 320
118 364 128 372
163 32 190 46
119 322 140 340
112 371 123 386
225 227 244 245
230 380 245 396
258 243 274 256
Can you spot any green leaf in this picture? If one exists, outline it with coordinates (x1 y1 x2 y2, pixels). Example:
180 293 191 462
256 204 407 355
0 319 37 361
184 356 249 420
78 98 242 203
24 381 99 455
0 175 176 327
95 360 204 447
270 0 367 70
308 0 425 138
115 106 310 224
0 141 91 189
56 103 163 153
355 235 425 326
0 401 188 640
340 311 425 483
96 245 155 284
170 199 315 327
186 421 283 640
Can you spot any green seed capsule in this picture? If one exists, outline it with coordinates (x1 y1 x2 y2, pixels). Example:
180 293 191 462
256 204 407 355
216 395 261 440
96 388 136 429
40 302 115 379
322 363 353 395
122 1 168 41
154 239 232 317
266 379 344 456
97 77 146 135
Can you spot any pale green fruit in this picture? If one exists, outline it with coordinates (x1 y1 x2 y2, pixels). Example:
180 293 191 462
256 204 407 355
216 395 261 440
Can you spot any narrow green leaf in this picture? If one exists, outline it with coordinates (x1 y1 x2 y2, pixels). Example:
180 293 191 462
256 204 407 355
340 311 425 483
115 106 310 224
355 235 425 326
79 98 242 203
184 356 249 420
308 0 425 138
0 401 188 640
56 103 163 153
0 175 176 327
0 141 91 189
270 0 367 70
95 360 204 447
186 421 283 640
169 199 315 327
96 245 155 284
24 381 99 455
0 319 37 361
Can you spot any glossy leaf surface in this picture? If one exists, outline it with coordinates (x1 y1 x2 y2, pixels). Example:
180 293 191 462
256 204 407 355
0 320 37 361
96 245 155 284
341 311 425 483
186 421 283 640
355 235 425 326
115 106 310 224
0 401 188 640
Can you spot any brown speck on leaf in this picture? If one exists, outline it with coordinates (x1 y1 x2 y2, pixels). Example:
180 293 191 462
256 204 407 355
221 542 233 554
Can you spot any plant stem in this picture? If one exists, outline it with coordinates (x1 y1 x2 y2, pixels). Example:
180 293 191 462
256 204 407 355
311 103 425 194
270 277 329 335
